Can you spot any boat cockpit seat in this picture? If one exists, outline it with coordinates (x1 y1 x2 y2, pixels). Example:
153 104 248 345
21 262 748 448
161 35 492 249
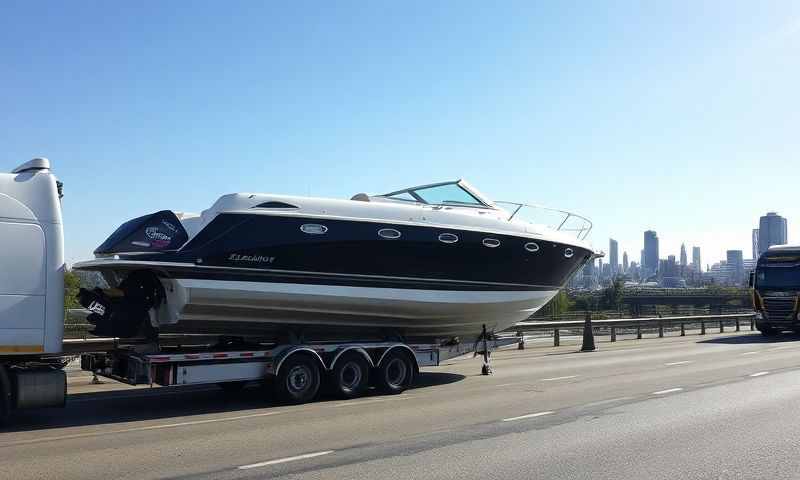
350 193 370 202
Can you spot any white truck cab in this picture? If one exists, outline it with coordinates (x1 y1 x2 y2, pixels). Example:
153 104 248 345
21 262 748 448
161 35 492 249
0 158 65 355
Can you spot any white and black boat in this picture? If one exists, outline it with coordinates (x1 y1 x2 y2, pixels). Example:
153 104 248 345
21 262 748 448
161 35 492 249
74 180 597 343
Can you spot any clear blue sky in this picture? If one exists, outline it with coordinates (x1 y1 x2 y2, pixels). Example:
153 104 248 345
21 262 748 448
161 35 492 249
2 1 798 267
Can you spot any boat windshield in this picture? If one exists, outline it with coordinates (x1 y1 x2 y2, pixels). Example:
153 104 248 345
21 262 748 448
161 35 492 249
495 201 593 241
380 181 489 208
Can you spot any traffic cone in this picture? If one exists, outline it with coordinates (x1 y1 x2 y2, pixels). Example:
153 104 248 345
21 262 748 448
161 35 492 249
581 312 597 352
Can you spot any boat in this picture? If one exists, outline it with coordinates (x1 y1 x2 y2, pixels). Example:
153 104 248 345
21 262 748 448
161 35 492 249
73 180 598 343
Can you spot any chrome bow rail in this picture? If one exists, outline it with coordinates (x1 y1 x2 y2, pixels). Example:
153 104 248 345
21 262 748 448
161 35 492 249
495 201 593 241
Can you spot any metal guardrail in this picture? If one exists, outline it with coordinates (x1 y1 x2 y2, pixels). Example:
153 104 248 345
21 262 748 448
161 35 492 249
511 312 757 347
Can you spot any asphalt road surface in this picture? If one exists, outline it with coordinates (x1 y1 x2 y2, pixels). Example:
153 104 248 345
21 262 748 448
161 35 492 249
3 330 800 479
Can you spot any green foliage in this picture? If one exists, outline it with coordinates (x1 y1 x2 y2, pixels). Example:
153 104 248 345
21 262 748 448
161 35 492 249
549 290 573 315
64 269 81 315
599 278 624 310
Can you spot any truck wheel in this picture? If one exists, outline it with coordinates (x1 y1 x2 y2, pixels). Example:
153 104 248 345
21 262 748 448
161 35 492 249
273 355 321 404
375 350 415 395
330 353 370 399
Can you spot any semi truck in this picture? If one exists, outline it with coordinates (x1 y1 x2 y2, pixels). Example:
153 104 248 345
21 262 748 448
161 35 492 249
0 159 496 424
751 245 800 336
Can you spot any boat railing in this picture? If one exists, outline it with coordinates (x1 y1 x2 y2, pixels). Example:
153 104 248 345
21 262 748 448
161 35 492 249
494 201 592 241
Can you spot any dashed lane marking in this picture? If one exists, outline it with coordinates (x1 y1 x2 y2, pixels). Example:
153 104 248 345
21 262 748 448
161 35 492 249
540 375 578 381
502 411 555 422
652 388 683 395
749 371 770 377
238 451 335 470
664 361 693 366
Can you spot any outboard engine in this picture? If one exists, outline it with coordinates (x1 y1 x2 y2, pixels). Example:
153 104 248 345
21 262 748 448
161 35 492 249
78 270 163 338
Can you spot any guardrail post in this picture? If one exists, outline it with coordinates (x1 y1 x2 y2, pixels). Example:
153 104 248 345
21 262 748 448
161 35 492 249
581 312 597 352
610 326 616 342
719 320 724 333
554 328 560 347
680 322 685 336
636 322 642 339
517 331 525 350
658 321 664 338
700 320 706 335
735 318 740 332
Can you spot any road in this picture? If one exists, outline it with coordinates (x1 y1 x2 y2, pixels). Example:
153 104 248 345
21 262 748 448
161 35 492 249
3 330 800 479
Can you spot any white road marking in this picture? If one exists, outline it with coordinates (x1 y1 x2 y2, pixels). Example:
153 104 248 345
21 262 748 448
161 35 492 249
496 382 524 387
652 388 683 395
238 450 335 470
741 351 760 355
0 411 284 447
540 375 578 381
664 361 693 366
502 411 555 422
750 371 770 377
333 395 414 408
768 346 792 351
581 396 635 408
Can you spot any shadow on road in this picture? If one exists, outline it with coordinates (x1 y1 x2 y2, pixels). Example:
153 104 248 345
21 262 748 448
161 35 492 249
698 334 800 345
0 371 465 434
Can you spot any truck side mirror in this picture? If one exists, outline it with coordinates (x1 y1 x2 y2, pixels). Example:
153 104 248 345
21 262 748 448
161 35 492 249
748 271 755 288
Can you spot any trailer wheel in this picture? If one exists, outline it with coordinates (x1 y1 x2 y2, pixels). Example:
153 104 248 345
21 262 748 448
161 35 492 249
376 350 415 395
273 355 321 404
330 353 370 399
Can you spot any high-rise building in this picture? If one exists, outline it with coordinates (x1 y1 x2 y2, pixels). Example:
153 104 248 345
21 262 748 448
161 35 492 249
622 251 629 273
758 212 788 256
609 238 618 275
726 250 745 285
692 246 701 272
643 230 659 276
680 243 687 267
752 229 759 260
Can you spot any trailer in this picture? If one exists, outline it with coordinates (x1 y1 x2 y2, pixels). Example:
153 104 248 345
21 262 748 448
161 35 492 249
1 159 501 424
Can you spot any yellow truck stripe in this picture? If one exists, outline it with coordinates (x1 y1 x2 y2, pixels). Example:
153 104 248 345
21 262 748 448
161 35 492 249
0 345 44 353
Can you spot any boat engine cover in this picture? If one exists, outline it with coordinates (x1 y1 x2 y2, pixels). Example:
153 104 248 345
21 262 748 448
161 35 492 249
94 210 188 255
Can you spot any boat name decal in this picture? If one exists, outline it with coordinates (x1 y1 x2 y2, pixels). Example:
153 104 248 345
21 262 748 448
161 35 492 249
145 227 172 242
161 220 179 233
228 253 276 264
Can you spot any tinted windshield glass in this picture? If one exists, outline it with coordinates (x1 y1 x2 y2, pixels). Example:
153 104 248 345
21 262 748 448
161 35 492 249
756 266 800 289
413 184 483 206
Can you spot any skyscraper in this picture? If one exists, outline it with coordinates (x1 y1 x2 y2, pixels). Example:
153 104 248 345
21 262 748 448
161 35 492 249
692 246 701 272
758 212 788 256
752 229 759 260
727 250 745 285
643 230 659 276
680 243 687 267
622 251 629 273
609 238 618 275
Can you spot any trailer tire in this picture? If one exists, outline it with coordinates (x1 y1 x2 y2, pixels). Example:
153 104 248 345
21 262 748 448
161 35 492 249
329 353 370 399
375 350 415 395
273 354 321 404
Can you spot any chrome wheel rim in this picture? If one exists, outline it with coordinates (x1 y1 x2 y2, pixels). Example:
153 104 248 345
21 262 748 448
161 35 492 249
287 365 312 394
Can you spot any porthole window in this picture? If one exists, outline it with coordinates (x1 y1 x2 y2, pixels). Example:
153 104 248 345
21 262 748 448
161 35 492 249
482 238 501 248
438 233 459 244
564 248 574 258
524 242 540 253
378 228 401 239
300 224 328 235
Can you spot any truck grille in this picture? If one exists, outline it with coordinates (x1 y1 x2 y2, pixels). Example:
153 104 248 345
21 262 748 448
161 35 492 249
763 297 797 321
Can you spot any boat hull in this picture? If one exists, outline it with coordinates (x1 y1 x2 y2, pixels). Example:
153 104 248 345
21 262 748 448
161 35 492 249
155 277 558 341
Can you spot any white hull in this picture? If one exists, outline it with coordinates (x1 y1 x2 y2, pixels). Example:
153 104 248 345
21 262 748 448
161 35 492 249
155 279 558 339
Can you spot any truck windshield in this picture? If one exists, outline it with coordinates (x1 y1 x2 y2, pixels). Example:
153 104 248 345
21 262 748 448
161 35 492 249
756 266 800 289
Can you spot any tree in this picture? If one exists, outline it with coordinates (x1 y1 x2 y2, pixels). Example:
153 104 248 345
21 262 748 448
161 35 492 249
64 269 81 315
